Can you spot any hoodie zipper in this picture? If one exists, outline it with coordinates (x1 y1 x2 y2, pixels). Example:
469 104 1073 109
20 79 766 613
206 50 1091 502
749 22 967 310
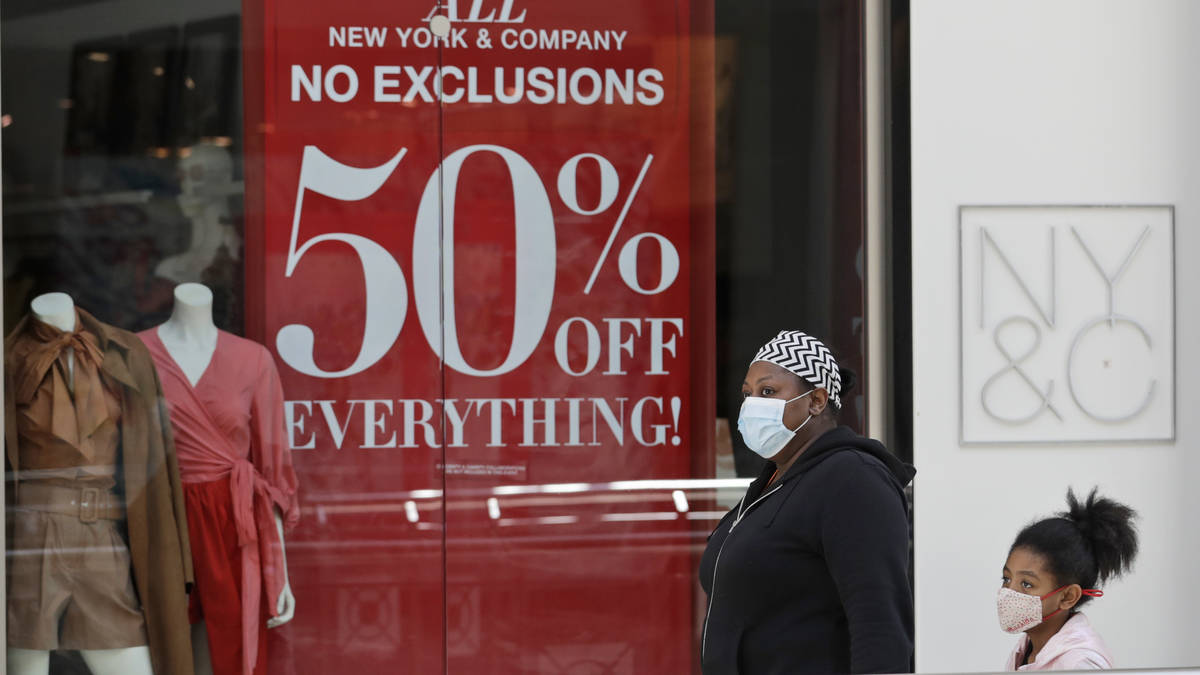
701 481 786 661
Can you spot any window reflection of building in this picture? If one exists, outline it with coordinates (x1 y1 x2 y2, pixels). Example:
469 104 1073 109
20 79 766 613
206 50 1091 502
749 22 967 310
2 5 243 333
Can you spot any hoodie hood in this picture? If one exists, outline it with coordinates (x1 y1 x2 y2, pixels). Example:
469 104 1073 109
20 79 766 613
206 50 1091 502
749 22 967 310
775 426 916 486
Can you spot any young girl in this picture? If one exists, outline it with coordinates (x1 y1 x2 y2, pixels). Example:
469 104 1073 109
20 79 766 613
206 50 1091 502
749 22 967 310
999 488 1138 670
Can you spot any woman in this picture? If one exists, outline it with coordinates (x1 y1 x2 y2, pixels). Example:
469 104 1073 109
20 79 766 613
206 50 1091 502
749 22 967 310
999 488 1138 670
699 330 915 674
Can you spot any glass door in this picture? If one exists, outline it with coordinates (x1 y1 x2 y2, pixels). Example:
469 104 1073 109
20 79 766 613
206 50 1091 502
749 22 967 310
434 1 714 672
244 0 448 672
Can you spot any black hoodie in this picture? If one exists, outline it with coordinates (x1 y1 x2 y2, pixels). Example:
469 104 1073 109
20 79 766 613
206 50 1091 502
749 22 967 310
699 426 916 674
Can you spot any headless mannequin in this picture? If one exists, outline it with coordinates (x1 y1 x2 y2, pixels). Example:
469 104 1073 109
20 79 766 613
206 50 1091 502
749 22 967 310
8 293 155 675
155 283 295 675
28 293 76 384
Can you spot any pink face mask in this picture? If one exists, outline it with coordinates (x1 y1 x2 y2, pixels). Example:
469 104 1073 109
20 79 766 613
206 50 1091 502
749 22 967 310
996 585 1104 634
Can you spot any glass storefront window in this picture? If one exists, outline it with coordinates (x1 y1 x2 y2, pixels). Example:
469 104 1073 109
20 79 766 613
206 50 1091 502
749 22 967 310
3 1 874 673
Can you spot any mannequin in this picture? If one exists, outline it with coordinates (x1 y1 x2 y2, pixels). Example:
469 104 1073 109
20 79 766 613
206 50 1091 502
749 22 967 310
28 293 76 384
157 285 297 615
29 292 76 335
156 284 220 387
141 283 298 675
6 293 187 675
156 144 242 284
8 645 152 675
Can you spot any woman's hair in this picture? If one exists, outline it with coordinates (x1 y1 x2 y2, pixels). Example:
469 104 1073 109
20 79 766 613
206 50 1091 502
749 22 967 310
1010 487 1138 606
803 362 855 417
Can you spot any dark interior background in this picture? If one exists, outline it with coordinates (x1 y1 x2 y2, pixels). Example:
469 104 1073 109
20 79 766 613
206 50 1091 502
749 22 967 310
2 0 245 336
713 0 870 476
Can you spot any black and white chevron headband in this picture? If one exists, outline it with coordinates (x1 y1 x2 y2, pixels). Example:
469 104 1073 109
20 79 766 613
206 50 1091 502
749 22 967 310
751 330 842 408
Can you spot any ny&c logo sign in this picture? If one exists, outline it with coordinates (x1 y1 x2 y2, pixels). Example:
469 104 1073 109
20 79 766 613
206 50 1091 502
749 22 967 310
959 205 1175 443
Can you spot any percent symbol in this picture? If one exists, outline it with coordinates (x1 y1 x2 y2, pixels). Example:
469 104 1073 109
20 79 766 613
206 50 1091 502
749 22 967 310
556 153 680 295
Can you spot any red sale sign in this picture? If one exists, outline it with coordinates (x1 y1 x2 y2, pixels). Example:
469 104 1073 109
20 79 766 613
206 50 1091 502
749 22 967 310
243 0 714 672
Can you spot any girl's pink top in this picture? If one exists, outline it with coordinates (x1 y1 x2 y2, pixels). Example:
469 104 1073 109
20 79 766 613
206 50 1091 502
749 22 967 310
1006 612 1114 671
140 328 299 675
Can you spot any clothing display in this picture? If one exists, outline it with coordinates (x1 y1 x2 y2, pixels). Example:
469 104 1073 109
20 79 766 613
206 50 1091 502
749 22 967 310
699 426 916 674
4 309 194 674
10 317 122 483
7 505 148 650
1005 612 1114 671
140 328 299 675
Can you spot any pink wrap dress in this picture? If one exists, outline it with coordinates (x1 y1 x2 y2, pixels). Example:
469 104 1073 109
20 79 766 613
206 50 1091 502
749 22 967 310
140 329 299 675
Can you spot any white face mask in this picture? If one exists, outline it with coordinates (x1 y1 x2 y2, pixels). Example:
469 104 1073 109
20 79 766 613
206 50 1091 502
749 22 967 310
996 586 1065 634
737 390 813 459
997 583 1103 634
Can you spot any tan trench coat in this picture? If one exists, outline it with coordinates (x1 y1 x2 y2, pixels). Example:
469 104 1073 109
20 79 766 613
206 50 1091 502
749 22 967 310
5 309 194 675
